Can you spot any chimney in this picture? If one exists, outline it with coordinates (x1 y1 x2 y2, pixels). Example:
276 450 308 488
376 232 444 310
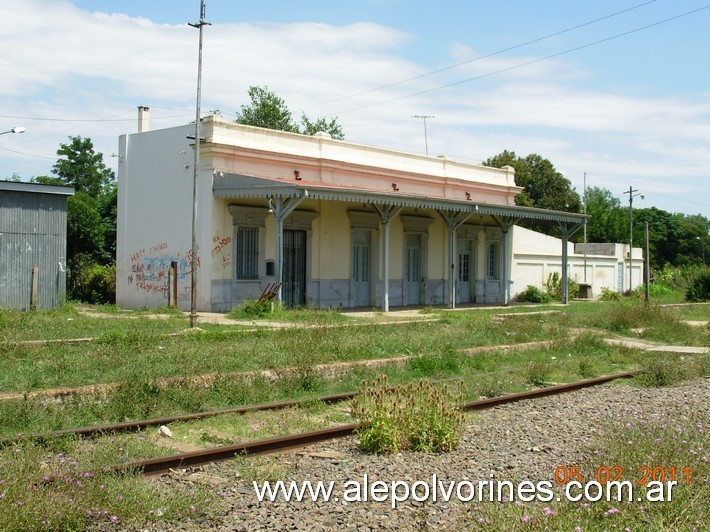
137 106 150 133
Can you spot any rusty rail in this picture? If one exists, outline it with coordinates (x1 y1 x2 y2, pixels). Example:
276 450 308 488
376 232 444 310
118 371 639 476
0 390 360 446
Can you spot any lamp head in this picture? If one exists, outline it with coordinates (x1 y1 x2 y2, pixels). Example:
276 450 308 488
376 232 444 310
11 127 26 134
640 194 645 200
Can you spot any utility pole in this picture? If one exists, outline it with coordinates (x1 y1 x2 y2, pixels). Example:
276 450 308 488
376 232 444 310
644 221 650 306
622 186 643 293
412 115 434 156
188 0 210 328
583 172 587 283
698 236 706 266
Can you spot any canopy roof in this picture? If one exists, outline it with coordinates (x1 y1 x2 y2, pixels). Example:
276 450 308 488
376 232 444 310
213 172 586 224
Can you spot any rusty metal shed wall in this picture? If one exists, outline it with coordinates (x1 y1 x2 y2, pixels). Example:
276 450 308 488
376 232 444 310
0 188 71 310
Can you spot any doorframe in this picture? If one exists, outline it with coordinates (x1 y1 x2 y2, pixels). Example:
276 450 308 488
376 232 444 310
400 214 433 307
347 210 380 308
456 237 473 304
350 228 375 307
282 210 317 306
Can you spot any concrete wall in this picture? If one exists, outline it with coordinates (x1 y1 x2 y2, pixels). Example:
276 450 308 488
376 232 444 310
117 125 215 311
512 226 644 298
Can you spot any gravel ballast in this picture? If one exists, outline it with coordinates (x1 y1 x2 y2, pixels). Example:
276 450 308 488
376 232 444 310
162 378 708 530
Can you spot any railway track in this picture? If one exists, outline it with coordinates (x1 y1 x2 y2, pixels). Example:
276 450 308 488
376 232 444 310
113 371 639 476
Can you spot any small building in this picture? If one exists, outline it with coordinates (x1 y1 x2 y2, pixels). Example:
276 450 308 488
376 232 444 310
117 113 599 312
0 181 74 310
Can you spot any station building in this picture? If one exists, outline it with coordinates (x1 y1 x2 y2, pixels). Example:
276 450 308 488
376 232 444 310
116 112 641 312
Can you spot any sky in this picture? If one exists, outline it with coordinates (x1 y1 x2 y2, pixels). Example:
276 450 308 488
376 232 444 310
1 0 709 219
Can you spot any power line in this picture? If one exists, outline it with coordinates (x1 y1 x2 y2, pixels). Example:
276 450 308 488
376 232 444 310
646 191 710 209
0 112 192 123
298 0 657 113
0 145 56 160
329 4 710 116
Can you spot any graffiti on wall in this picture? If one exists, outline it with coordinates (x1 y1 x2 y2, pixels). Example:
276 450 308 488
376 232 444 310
211 234 232 270
128 242 200 296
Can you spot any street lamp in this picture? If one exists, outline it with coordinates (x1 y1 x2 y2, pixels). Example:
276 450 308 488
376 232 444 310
623 186 644 293
0 127 26 136
698 236 706 266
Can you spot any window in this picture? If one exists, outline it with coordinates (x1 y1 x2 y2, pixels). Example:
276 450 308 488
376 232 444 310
487 242 497 280
458 251 470 283
235 226 259 279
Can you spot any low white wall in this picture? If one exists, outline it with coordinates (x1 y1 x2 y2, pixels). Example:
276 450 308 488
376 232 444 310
511 226 643 298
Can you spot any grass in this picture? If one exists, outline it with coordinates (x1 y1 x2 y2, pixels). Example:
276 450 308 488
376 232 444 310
0 299 707 528
0 304 189 342
1 306 702 439
169 402 351 448
0 434 214 530
0 313 573 394
227 300 351 324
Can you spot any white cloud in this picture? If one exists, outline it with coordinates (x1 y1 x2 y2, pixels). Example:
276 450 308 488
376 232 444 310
1 0 708 216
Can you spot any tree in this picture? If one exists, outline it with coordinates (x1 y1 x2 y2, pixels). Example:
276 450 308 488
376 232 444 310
52 136 115 198
98 183 118 262
31 138 117 302
235 86 300 132
235 85 345 139
484 151 581 213
634 207 683 269
66 191 104 261
300 113 345 140
483 150 581 236
584 186 626 243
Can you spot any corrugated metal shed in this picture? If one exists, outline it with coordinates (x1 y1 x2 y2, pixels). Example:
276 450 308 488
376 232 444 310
0 181 74 310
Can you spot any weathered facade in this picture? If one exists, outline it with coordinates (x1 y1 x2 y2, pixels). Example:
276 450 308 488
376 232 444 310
117 115 591 312
0 181 74 310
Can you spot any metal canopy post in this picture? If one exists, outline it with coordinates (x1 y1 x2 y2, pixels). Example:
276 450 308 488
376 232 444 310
558 222 584 304
491 215 520 305
272 196 304 306
438 210 472 309
372 204 403 312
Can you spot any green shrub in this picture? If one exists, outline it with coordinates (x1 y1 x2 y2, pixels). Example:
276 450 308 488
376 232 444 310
542 272 578 300
524 361 552 386
69 258 116 304
86 264 116 304
514 285 552 303
685 269 710 301
636 359 684 387
229 299 275 318
351 375 465 454
599 286 621 301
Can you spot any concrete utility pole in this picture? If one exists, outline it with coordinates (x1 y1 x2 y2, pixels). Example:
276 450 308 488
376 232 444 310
622 186 643 293
697 236 706 266
188 0 210 328
583 172 587 283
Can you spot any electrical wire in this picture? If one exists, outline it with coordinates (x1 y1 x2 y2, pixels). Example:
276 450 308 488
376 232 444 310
298 0 657 113
328 4 710 116
0 112 193 123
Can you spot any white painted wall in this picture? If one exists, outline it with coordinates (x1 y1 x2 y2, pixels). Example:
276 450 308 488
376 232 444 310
511 226 644 298
117 124 215 310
